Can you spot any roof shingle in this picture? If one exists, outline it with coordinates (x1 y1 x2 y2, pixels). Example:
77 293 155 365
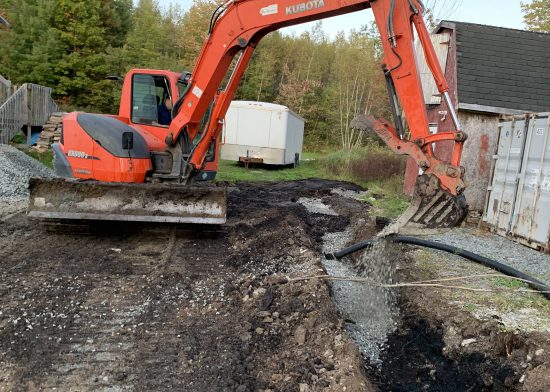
443 21 550 112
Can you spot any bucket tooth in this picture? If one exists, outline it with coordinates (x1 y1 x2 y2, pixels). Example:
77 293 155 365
379 174 468 236
27 178 227 225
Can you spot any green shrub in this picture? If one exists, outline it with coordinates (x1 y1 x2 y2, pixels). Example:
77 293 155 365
323 146 407 183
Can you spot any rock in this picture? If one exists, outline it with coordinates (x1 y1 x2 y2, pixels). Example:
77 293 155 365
240 332 252 342
287 238 295 246
236 385 247 392
113 371 127 381
299 384 309 392
295 325 306 345
253 288 267 298
461 338 477 347
535 349 544 356
255 327 265 335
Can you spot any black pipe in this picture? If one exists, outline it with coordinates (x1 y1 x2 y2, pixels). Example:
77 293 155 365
325 235 550 301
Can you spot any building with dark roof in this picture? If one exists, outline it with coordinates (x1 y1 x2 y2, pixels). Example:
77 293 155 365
405 21 550 213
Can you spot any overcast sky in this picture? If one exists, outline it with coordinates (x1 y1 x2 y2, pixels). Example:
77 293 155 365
158 0 525 36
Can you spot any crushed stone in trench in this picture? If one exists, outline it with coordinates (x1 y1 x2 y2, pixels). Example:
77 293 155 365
317 216 398 367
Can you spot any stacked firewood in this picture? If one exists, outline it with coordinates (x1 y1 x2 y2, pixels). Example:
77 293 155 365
34 112 66 151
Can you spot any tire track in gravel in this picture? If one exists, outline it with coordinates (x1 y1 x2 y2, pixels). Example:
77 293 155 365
0 221 178 391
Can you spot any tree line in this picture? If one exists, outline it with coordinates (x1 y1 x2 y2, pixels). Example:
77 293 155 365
0 0 391 149
2 1 548 149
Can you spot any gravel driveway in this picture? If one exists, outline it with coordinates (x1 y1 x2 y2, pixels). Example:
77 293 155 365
428 227 550 284
0 144 54 217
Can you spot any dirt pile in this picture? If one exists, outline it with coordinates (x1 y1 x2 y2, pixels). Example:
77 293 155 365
0 145 53 200
0 144 54 218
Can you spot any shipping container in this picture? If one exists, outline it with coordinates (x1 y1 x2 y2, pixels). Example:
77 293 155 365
221 101 304 166
483 113 550 252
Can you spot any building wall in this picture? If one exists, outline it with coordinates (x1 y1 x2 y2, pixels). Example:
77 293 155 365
405 110 499 212
457 111 500 212
404 26 458 195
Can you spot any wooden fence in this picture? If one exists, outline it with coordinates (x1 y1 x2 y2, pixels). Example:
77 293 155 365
0 80 58 144
0 75 16 106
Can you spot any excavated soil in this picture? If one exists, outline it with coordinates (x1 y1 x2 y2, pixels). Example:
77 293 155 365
0 180 373 391
1 179 550 391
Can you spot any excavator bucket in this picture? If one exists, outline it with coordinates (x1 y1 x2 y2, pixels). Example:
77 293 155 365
380 174 468 236
27 178 227 225
350 114 468 235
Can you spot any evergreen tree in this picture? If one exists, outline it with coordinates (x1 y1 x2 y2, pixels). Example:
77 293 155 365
0 0 133 111
122 0 182 71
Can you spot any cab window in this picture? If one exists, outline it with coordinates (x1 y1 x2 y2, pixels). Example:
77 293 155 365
131 74 172 127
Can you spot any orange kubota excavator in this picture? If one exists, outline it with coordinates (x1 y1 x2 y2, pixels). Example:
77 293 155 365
28 0 467 230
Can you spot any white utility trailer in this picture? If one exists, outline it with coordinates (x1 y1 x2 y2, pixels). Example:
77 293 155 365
221 101 304 166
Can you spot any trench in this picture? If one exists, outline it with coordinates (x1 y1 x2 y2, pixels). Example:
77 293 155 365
366 313 517 392
317 211 518 391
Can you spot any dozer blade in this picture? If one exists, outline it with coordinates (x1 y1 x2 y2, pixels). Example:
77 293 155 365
380 174 468 236
27 178 227 225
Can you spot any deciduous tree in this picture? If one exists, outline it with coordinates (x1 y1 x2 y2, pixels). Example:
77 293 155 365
522 0 550 32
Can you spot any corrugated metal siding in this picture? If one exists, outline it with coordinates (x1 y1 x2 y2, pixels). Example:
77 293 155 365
415 32 450 105
484 114 550 251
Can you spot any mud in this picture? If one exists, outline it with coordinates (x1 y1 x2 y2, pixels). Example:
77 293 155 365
0 179 373 391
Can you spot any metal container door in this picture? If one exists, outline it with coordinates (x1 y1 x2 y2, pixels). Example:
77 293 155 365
510 114 550 246
485 116 528 234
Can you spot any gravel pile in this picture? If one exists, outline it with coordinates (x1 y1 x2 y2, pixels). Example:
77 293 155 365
428 227 550 285
0 144 54 202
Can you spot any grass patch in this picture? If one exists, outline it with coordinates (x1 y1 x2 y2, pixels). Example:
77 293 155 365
217 152 323 182
321 146 410 218
370 194 410 219
217 147 410 218
13 145 54 169
462 303 478 312
490 277 529 290
491 291 550 314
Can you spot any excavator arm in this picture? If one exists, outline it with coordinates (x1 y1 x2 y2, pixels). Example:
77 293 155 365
163 0 467 229
168 0 465 194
